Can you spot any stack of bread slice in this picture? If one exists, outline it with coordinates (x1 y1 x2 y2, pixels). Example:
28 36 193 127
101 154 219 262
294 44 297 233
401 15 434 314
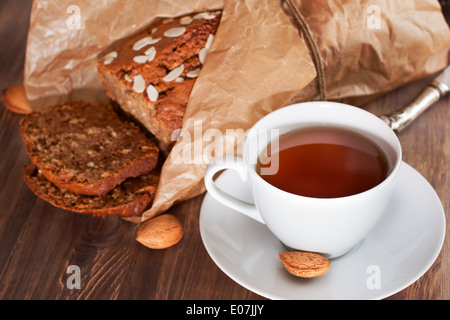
20 101 160 217
20 10 222 218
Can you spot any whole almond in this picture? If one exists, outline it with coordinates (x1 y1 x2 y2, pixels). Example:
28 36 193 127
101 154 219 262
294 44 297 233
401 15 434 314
279 251 330 278
1 85 32 114
136 214 183 249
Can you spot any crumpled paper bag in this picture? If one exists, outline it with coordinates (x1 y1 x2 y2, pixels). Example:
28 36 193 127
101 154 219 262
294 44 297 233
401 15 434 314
284 0 450 105
21 0 450 222
24 0 224 108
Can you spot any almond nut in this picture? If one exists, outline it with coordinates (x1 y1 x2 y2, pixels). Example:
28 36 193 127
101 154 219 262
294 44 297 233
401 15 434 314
136 214 183 249
133 74 146 93
163 64 184 82
205 34 214 49
164 27 186 38
133 36 161 51
186 68 201 78
198 47 209 64
103 51 118 65
133 55 148 64
193 12 216 20
124 74 133 82
180 16 193 25
1 85 32 114
146 84 159 102
162 18 174 24
144 46 157 61
279 251 330 278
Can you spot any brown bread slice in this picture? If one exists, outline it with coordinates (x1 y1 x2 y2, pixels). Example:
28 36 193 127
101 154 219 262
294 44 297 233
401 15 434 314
24 163 159 217
97 11 222 154
19 101 159 196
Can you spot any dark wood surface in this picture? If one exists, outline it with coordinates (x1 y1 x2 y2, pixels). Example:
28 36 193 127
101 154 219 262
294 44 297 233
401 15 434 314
0 0 448 300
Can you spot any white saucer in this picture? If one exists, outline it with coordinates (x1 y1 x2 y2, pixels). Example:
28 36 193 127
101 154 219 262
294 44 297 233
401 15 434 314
199 161 446 300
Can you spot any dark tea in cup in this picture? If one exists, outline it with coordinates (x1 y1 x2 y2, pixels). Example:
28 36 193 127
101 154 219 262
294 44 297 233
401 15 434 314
256 126 389 198
205 102 402 257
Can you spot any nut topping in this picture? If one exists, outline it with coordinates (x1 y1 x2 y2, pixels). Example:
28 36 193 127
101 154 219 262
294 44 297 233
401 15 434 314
198 47 209 64
163 64 185 82
162 18 174 24
146 84 159 102
163 27 186 38
133 36 161 51
103 51 117 65
180 16 193 25
124 74 133 82
133 55 149 64
205 34 214 49
186 68 201 78
132 74 146 93
193 12 216 20
144 46 157 62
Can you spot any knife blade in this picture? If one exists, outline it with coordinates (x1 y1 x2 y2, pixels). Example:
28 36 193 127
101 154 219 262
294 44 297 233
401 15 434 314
380 66 450 133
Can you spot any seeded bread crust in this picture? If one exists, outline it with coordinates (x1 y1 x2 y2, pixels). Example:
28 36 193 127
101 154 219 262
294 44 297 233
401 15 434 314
19 101 159 196
97 11 222 154
24 163 159 217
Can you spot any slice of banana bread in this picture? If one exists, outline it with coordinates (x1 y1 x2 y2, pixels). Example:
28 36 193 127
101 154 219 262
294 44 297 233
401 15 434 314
24 163 159 217
97 11 222 154
19 101 159 196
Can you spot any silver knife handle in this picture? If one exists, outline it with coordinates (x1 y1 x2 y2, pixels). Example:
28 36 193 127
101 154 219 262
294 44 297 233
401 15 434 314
380 81 450 133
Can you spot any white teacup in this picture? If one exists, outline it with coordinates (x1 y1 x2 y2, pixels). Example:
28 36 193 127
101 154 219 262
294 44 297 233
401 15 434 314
204 101 402 259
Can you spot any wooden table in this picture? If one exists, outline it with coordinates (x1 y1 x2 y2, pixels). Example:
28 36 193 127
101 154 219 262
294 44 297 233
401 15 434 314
0 0 448 300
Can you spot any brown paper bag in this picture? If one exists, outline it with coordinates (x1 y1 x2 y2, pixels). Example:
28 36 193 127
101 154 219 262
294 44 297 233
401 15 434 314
283 0 450 105
142 0 450 221
24 0 223 108
21 0 450 222
141 0 316 221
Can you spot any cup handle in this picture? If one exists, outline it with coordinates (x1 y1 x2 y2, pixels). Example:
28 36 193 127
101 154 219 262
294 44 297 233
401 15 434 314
204 156 265 224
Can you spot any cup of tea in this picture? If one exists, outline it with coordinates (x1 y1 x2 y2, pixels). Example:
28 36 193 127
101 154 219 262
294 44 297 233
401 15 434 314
204 101 402 258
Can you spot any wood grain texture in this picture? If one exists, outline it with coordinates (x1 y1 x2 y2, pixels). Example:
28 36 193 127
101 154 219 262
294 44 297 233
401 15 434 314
0 0 448 300
363 74 450 300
